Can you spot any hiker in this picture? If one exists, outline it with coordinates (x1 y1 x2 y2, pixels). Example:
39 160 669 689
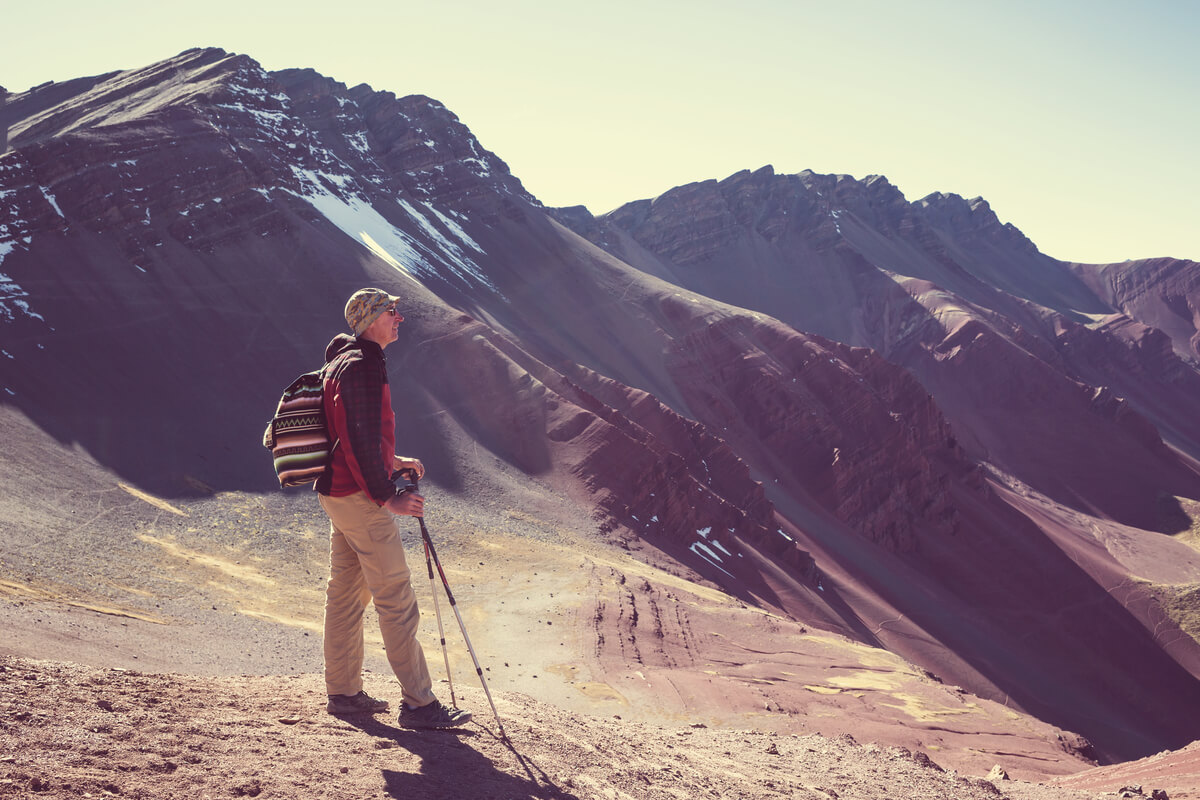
315 287 471 730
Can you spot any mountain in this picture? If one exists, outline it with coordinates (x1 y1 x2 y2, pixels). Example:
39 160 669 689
3 47 1200 778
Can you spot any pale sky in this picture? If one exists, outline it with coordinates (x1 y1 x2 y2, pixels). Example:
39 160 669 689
2 0 1196 263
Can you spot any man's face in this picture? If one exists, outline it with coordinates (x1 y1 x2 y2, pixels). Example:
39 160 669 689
364 304 402 347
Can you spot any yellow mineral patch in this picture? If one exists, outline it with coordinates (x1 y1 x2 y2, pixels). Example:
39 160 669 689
828 671 901 692
804 632 910 670
118 483 187 516
138 534 274 587
828 671 981 722
0 578 55 601
575 682 628 703
548 663 581 681
66 602 168 624
0 578 166 624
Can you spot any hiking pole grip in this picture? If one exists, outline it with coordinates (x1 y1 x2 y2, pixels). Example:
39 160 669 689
394 467 420 491
393 468 437 581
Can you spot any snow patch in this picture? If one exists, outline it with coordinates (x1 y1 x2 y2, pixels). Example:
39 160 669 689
347 132 371 155
396 198 491 285
40 187 65 218
422 202 484 253
286 167 506 290
689 542 736 579
0 270 45 322
287 168 425 281
463 157 491 178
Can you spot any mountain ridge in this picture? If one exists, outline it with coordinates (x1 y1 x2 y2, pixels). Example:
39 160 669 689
3 48 1200 780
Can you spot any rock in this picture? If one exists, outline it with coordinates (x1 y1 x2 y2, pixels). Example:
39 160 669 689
962 776 1004 797
986 765 1009 782
233 779 263 797
909 751 943 772
1057 732 1100 763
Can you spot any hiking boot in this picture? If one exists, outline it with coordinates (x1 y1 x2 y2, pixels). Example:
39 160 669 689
326 690 389 715
398 700 472 729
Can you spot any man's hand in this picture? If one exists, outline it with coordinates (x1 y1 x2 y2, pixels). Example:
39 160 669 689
385 490 424 517
392 455 425 480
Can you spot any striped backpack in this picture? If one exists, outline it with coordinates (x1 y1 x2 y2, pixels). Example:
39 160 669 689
263 369 338 487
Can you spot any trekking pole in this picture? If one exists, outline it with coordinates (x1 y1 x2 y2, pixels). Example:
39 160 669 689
399 470 506 738
424 524 457 708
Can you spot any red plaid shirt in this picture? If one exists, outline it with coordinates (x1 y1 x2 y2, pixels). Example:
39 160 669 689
316 334 398 505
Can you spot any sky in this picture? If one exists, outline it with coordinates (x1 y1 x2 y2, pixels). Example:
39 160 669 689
2 0 1196 263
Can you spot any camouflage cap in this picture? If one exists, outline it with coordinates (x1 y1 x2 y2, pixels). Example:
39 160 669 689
344 288 401 336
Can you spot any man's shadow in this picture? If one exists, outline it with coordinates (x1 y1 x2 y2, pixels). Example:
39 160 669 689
341 714 581 800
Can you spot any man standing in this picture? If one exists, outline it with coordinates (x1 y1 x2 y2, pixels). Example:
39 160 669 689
316 287 471 730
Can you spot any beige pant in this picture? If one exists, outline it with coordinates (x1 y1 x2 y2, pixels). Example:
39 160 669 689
318 492 436 708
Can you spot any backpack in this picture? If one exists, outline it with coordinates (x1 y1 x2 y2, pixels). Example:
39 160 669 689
263 369 338 487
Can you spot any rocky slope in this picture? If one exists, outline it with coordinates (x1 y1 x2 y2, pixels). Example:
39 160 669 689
555 169 1200 758
3 47 1200 775
6 655 1144 800
1068 257 1200 364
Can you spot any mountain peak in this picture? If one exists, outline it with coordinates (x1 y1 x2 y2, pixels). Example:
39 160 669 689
6 51 1200 778
6 48 264 146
